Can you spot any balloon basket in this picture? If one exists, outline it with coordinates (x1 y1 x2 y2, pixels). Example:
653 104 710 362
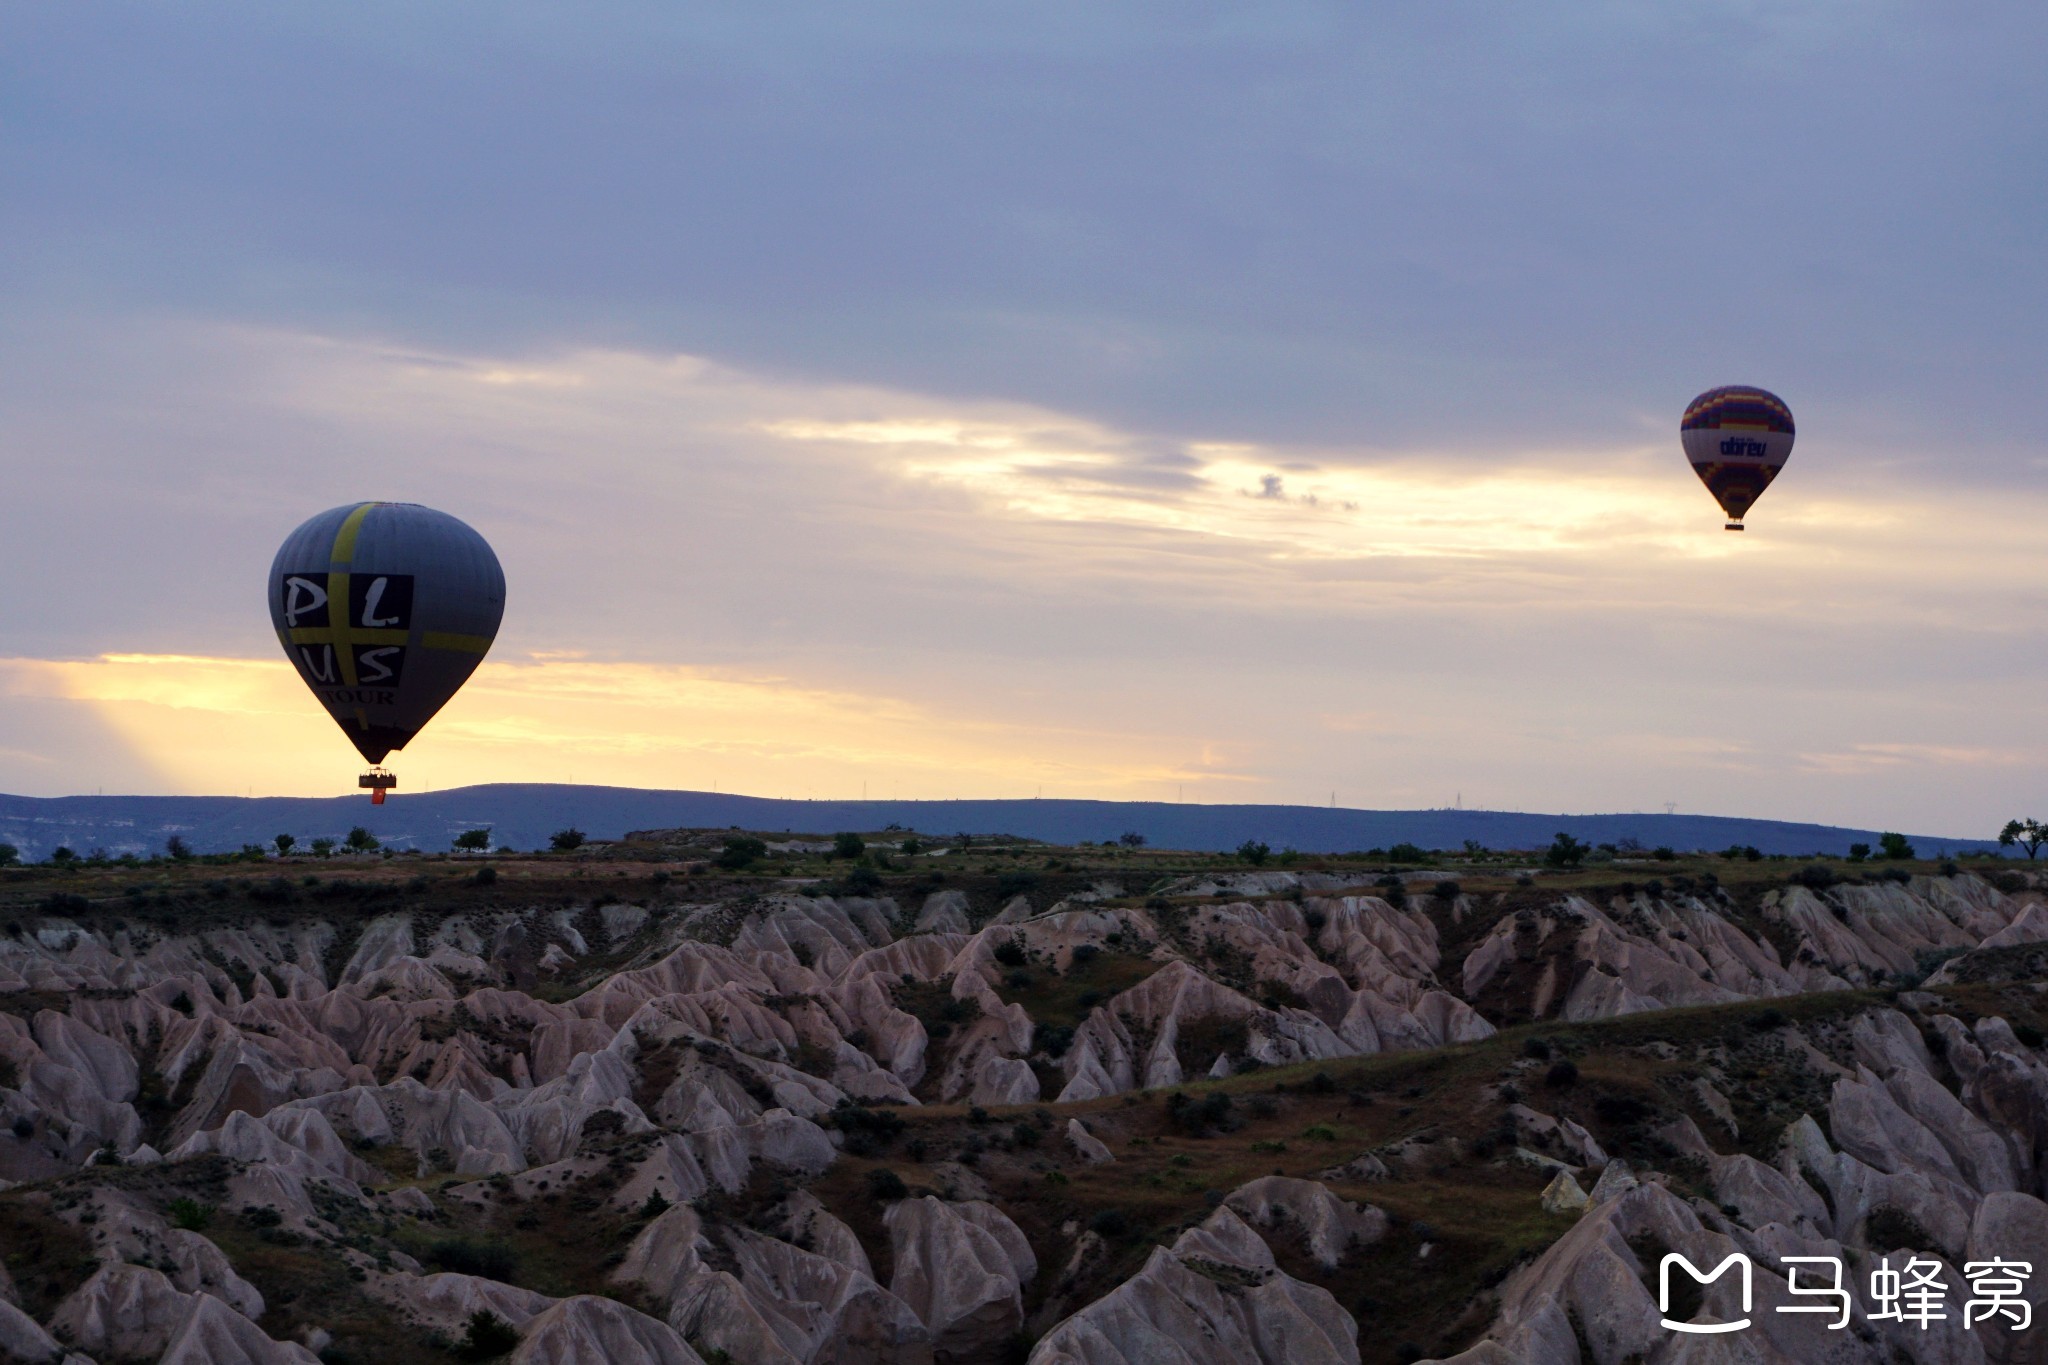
1724 522 1744 531
359 769 397 804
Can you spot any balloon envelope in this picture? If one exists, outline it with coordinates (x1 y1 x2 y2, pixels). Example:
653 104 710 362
268 502 505 765
1681 386 1795 525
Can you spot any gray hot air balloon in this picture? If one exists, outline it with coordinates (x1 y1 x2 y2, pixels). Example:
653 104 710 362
269 503 505 800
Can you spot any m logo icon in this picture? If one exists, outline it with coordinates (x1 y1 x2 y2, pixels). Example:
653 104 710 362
1661 1252 1752 1334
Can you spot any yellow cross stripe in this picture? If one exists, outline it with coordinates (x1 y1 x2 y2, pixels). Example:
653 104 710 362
288 627 409 647
422 631 492 654
323 503 383 688
330 502 379 564
326 570 359 686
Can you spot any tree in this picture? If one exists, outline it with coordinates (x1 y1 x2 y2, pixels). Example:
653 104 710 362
165 835 193 861
549 828 586 852
715 835 767 870
50 846 76 864
0 843 17 868
1236 839 1271 866
1879 831 1916 861
344 826 380 854
453 828 492 852
1462 839 1485 857
1119 831 1147 848
1544 832 1588 868
1999 819 2046 860
455 1310 520 1362
273 834 296 856
1847 842 1871 863
832 832 866 861
309 837 336 857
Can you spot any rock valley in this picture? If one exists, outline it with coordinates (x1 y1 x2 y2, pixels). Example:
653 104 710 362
5 835 2048 1364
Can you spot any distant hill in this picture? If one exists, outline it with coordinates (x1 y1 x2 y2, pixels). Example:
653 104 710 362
0 785 2010 861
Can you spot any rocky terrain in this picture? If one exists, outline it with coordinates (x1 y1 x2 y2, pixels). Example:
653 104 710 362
4 836 2048 1363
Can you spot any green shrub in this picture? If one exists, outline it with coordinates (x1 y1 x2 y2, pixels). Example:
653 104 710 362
1088 1208 1131 1237
167 1198 213 1231
425 1237 517 1281
827 1101 907 1157
1864 1206 1938 1255
715 835 768 870
455 1310 520 1361
1544 833 1588 868
833 866 883 896
994 869 1040 902
1165 1090 1236 1137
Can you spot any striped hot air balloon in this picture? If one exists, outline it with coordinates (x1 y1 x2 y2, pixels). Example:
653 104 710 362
269 503 505 800
1681 386 1794 530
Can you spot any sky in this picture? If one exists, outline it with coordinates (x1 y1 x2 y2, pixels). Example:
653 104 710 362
2 1 2045 836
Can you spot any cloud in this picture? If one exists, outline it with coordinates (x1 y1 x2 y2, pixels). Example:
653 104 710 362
5 318 2048 836
1793 743 2031 777
6 3 2045 465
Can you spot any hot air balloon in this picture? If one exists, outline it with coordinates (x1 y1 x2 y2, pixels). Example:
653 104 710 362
1681 386 1795 530
269 503 505 802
